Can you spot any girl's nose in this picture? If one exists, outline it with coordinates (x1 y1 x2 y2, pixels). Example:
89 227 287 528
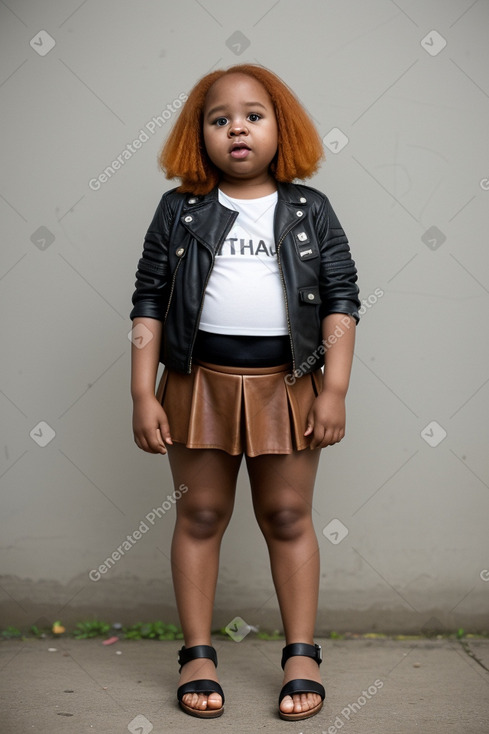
229 121 248 136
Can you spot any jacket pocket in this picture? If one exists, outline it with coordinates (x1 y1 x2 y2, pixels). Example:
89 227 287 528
294 235 319 261
298 285 321 304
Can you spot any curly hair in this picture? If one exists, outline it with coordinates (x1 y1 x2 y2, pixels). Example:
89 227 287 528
158 64 325 194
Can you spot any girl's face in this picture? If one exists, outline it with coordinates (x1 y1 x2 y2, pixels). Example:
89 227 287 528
203 73 278 190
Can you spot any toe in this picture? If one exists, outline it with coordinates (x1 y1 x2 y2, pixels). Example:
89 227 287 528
199 693 210 710
182 691 222 712
182 692 197 709
310 692 322 710
301 692 321 712
289 692 321 713
207 692 223 710
182 692 205 711
279 694 295 714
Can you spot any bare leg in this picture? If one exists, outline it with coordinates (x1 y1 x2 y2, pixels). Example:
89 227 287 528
245 448 322 716
168 443 242 712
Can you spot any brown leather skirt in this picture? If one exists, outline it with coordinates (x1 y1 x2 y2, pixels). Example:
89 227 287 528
156 360 322 457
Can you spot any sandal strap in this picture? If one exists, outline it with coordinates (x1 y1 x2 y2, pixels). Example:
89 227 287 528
177 679 225 704
281 642 322 670
178 644 218 672
279 678 325 704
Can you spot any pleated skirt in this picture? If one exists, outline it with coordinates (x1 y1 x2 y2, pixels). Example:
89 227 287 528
156 360 322 457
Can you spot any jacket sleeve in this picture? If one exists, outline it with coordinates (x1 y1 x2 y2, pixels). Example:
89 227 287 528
129 194 173 321
316 196 360 323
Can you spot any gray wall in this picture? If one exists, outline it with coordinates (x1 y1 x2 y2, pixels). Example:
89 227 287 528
1 0 488 634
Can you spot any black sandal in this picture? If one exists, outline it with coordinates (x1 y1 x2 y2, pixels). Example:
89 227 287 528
176 644 225 718
278 642 325 721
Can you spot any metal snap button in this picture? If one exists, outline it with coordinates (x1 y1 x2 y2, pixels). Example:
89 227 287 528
296 210 303 217
187 198 197 204
307 292 315 300
299 197 307 203
176 247 185 256
184 215 193 223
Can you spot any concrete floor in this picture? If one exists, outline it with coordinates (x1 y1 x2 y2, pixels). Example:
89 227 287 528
1 637 488 733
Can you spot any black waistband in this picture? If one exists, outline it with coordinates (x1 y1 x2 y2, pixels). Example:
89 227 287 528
193 330 292 367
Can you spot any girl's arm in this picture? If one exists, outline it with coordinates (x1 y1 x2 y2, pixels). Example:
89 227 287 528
131 316 172 454
304 313 355 449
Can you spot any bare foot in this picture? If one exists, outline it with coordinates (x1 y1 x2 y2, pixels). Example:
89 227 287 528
280 654 323 716
179 657 222 713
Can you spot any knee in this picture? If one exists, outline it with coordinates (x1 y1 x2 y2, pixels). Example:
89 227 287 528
181 508 225 540
259 507 308 541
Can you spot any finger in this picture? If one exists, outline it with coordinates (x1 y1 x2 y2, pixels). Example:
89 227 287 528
304 408 315 437
154 428 168 454
159 421 173 446
315 425 337 449
328 427 345 446
141 436 160 454
134 435 153 454
332 430 342 445
309 425 326 450
320 426 344 448
136 430 165 454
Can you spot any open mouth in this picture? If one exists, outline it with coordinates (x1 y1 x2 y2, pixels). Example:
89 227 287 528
230 143 251 159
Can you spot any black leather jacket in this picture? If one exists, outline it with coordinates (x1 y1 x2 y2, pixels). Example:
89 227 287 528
130 181 360 375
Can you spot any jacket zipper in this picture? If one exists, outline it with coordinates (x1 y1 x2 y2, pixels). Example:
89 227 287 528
163 258 182 324
187 260 214 373
276 224 298 374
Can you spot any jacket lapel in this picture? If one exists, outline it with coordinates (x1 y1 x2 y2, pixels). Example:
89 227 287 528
180 195 238 255
274 182 307 247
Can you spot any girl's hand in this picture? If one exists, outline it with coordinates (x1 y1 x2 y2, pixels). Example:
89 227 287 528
132 395 173 454
304 390 346 449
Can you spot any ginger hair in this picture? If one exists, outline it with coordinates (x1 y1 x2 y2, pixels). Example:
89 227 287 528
158 64 324 194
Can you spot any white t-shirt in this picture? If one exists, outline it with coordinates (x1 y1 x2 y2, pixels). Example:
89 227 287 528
199 189 288 336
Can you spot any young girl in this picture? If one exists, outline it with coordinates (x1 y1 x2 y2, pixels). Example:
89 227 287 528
130 64 360 722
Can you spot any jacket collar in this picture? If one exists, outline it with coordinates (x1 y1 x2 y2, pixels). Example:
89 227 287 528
188 181 307 206
180 181 309 254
